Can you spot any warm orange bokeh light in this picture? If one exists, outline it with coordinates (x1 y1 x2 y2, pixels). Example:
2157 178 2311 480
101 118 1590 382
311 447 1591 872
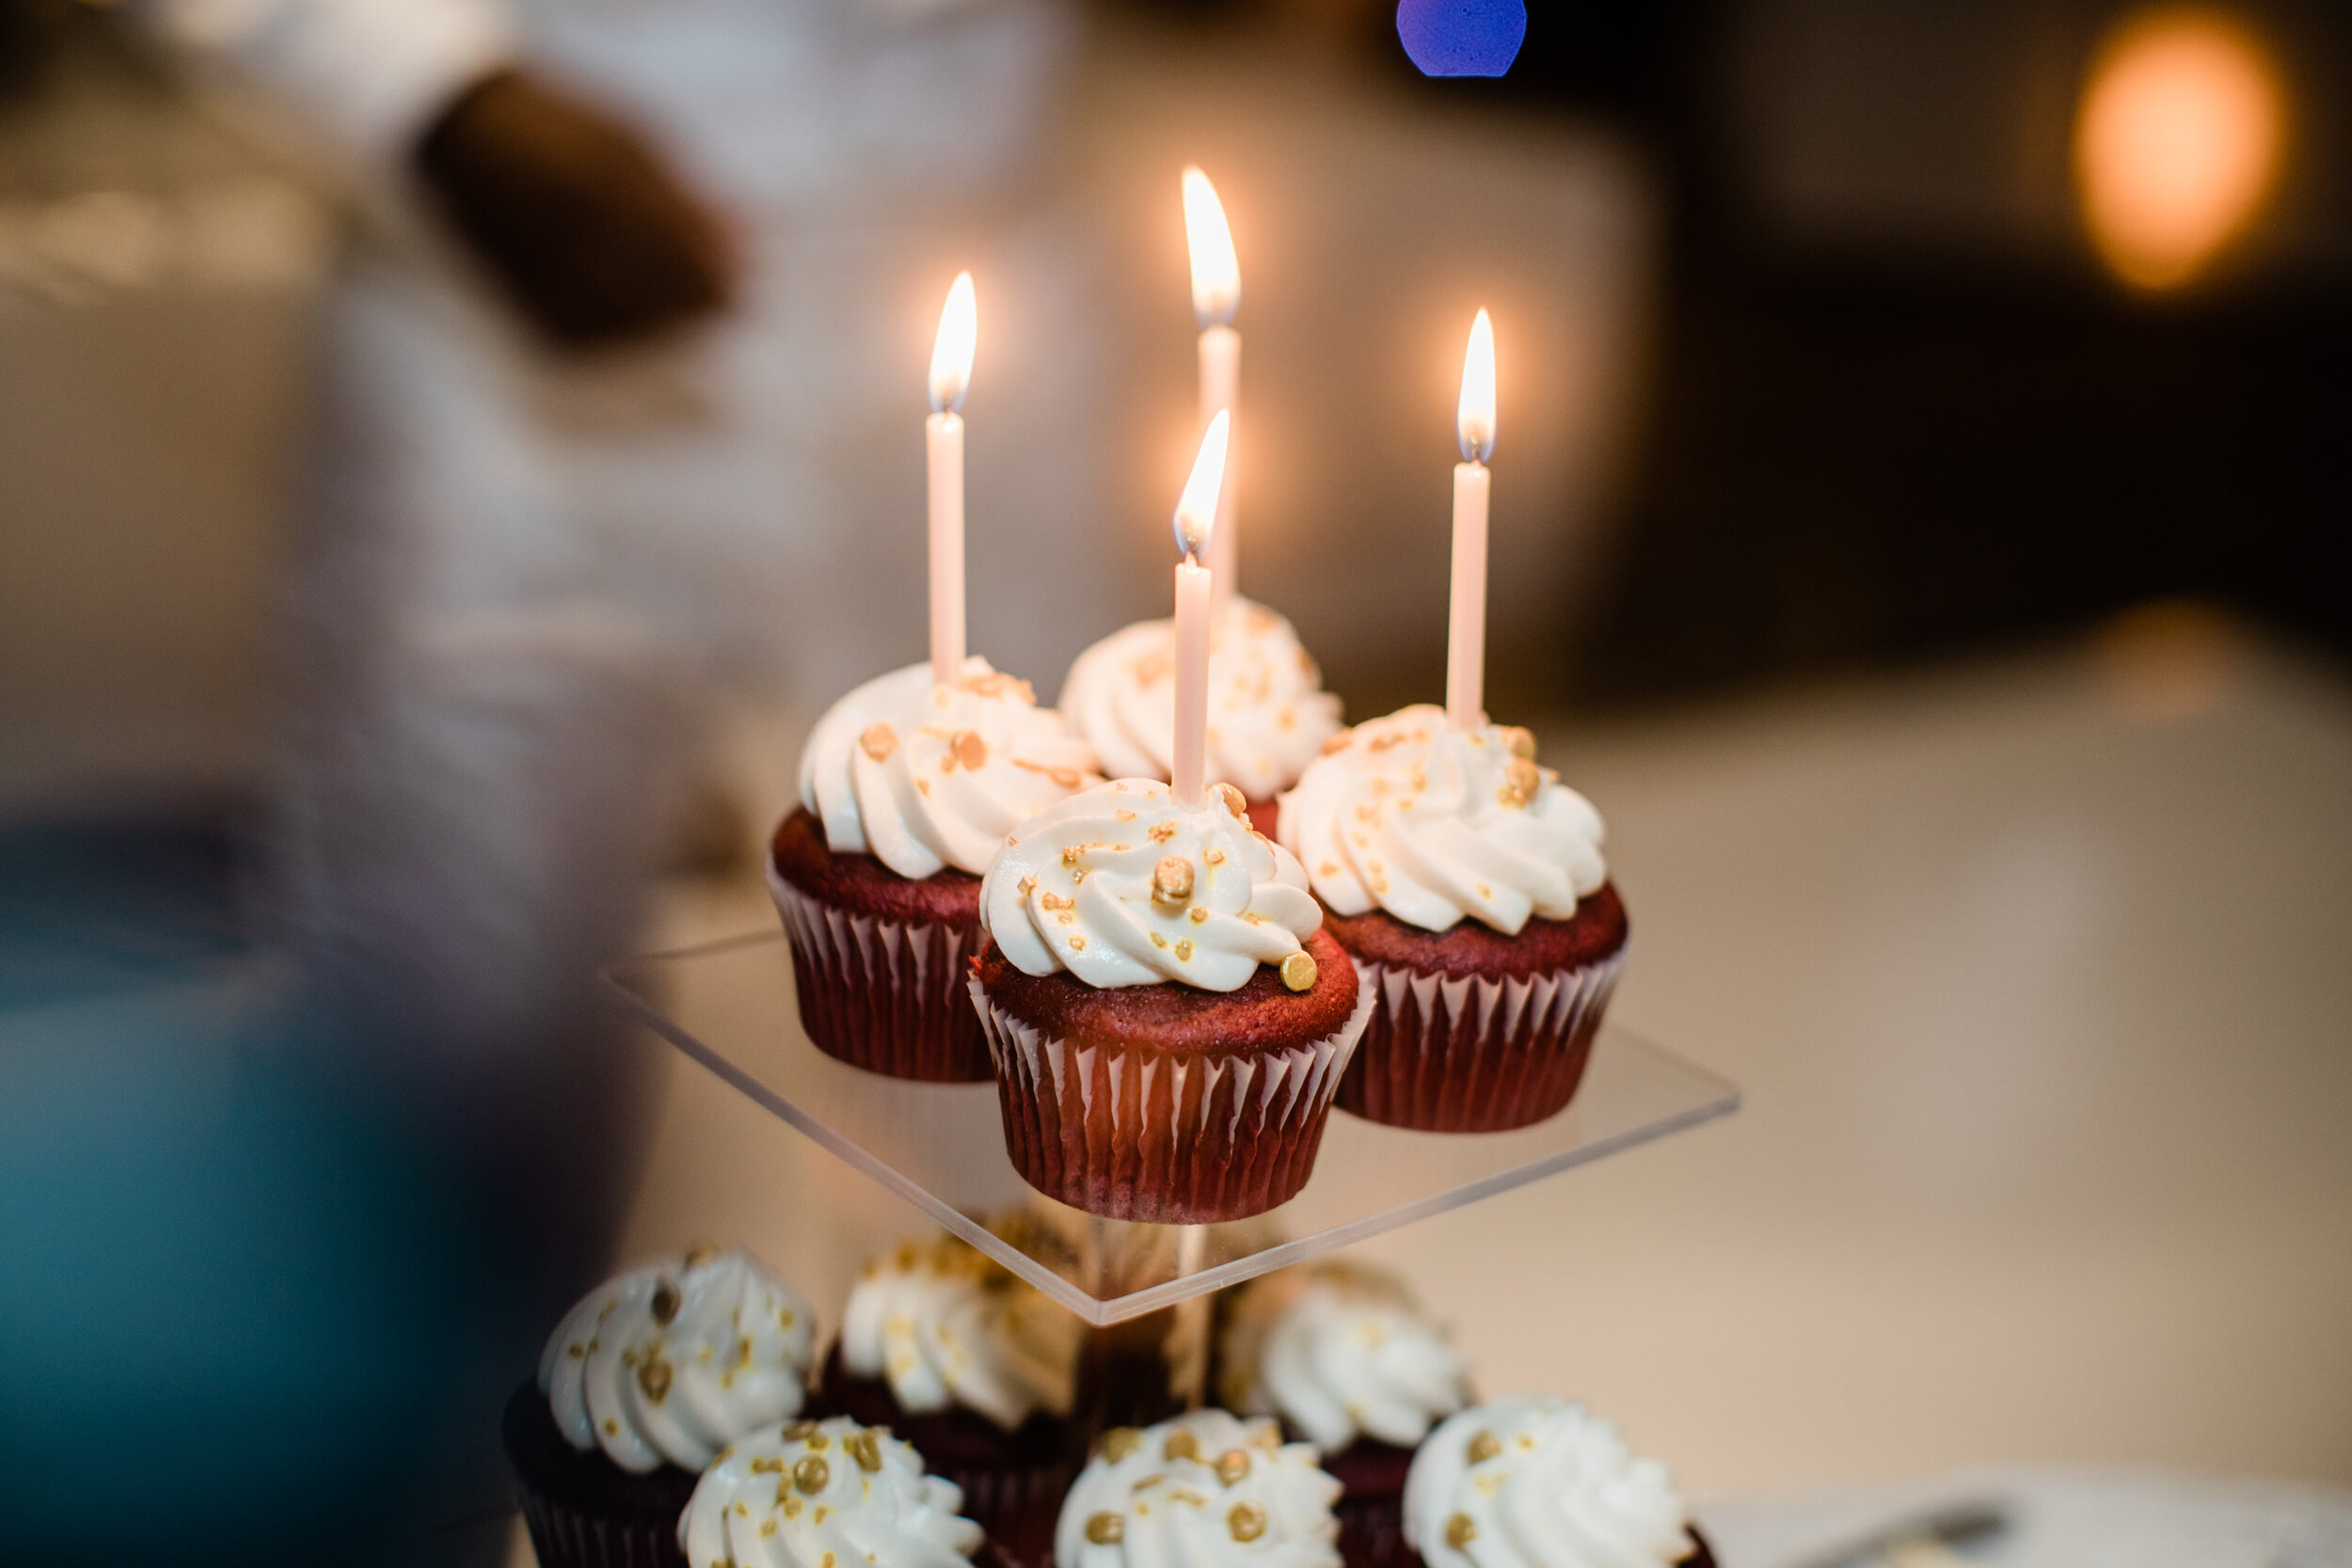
2074 8 2284 291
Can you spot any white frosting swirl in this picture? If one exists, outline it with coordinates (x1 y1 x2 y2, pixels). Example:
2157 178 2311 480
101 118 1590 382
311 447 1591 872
1278 705 1607 936
1219 1263 1470 1452
800 657 1102 879
1404 1397 1692 1568
841 1234 1083 1431
540 1245 817 1475
1054 1410 1342 1568
681 1415 984 1568
1060 600 1343 803
979 779 1323 990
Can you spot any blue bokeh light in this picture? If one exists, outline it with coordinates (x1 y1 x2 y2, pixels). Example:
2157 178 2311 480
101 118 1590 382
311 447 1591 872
1397 0 1528 78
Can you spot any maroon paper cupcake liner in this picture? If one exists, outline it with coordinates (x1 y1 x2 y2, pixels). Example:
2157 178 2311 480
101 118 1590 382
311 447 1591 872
768 859 992 1082
1336 948 1624 1132
972 973 1375 1223
1338 1487 1409 1568
516 1488 689 1568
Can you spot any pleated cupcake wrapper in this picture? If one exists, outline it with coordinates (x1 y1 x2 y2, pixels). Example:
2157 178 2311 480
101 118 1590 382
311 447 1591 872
516 1487 687 1568
1336 1488 1410 1568
1336 946 1625 1132
973 971 1376 1224
768 859 992 1082
935 1452 1077 1568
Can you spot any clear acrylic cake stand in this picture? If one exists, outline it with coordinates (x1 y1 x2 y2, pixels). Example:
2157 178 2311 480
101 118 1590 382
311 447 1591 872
601 931 1738 1326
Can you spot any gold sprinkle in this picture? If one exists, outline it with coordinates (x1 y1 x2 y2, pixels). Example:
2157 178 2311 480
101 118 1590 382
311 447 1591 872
1446 1514 1476 1550
637 1356 673 1403
1151 932 1168 949
1476 883 1492 900
938 754 954 773
783 1420 818 1442
782 1493 803 1519
915 778 930 797
953 730 988 770
565 1342 586 1359
1174 940 1193 961
650 1281 680 1325
1214 783 1248 818
1164 1430 1200 1462
1467 1431 1502 1464
1189 906 1208 924
823 1555 836 1568
1152 856 1194 908
1500 757 1540 808
1149 821 1179 844
762 1520 777 1538
1086 1513 1125 1545
1019 875 1038 895
1041 892 1073 911
1229 1502 1267 1544
753 1456 784 1474
794 1456 830 1495
1215 1449 1250 1484
804 1431 831 1452
603 1417 619 1436
860 723 898 762
1279 951 1318 992
1102 1428 1143 1462
684 1240 721 1268
1117 809 1137 821
1322 732 1352 755
1205 849 1227 866
1061 846 1086 866
1318 862 1339 878
1070 935 1087 951
846 1430 882 1473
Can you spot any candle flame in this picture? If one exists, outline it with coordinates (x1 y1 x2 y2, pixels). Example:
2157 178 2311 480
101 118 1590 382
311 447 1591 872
929 271 977 413
1182 166 1241 329
1172 409 1232 562
1455 308 1495 463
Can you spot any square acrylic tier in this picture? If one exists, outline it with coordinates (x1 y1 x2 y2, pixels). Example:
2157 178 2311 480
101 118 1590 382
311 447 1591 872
602 931 1737 1324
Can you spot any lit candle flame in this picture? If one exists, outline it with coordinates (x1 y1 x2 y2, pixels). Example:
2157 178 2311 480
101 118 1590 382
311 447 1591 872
1182 167 1241 329
2075 9 2283 292
929 271 977 414
1172 408 1232 562
1456 308 1495 464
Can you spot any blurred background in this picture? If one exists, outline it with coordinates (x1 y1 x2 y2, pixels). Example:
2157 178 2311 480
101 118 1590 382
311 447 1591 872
0 0 2346 1561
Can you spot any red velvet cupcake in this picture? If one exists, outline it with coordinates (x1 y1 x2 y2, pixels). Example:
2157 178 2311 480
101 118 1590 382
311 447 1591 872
970 779 1375 1223
773 657 1099 1082
814 1233 1087 1568
1279 706 1624 1132
1058 599 1343 834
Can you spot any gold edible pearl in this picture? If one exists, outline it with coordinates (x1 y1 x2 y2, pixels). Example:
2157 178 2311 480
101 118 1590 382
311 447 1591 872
1499 757 1541 808
636 1357 672 1402
1445 1513 1477 1550
1214 783 1249 819
1466 1431 1501 1465
650 1280 680 1325
1163 1429 1200 1462
860 723 898 762
1086 1513 1125 1545
793 1456 830 1495
1279 951 1318 992
846 1430 882 1473
1152 856 1195 908
1101 1428 1143 1463
952 730 989 770
1215 1449 1250 1484
1500 726 1536 760
1228 1502 1267 1543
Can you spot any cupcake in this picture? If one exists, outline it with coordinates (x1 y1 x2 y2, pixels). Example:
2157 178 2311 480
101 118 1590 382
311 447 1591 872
1060 600 1343 838
817 1233 1086 1566
1216 1263 1470 1568
1279 706 1623 1132
1399 1397 1713 1568
774 657 1101 1081
970 778 1375 1223
506 1243 818 1568
680 1414 1002 1568
1055 1410 1343 1568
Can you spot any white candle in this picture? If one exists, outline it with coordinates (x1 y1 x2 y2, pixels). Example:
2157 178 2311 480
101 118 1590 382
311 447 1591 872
1447 309 1496 732
927 271 977 688
1183 167 1242 603
1170 408 1232 806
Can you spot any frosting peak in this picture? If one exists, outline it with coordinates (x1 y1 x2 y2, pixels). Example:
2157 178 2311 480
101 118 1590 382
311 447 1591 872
1403 1397 1692 1568
1060 600 1343 803
1219 1263 1470 1452
979 778 1323 990
1278 705 1606 935
801 657 1102 879
841 1234 1083 1431
681 1416 983 1568
1055 1410 1342 1568
539 1244 816 1475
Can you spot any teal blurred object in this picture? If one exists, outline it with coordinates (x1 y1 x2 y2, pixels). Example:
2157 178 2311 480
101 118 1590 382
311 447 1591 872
0 807 516 1567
